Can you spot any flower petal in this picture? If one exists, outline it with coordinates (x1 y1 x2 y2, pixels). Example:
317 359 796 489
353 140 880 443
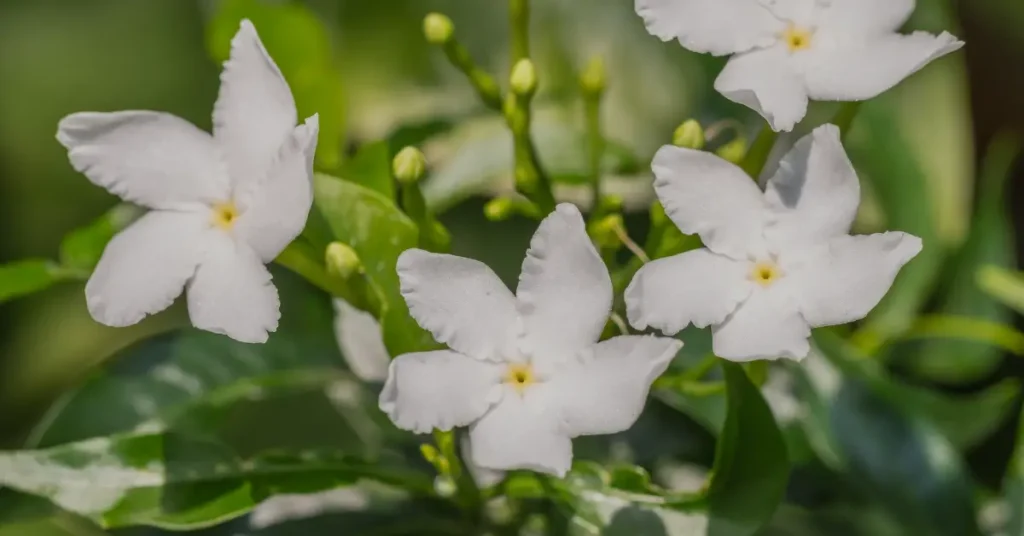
379 350 503 434
651 146 769 259
235 115 319 262
397 249 518 361
333 299 390 383
186 233 280 343
764 124 860 249
793 232 922 328
712 286 811 361
803 32 964 102
57 111 228 209
461 437 506 488
714 46 809 132
625 248 751 335
85 211 206 327
213 19 298 198
635 0 783 56
517 204 612 366
550 335 682 437
468 393 573 476
816 0 916 37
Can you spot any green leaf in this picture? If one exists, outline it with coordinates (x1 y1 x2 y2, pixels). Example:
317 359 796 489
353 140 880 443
0 431 431 530
979 265 1024 315
706 362 790 536
312 173 436 355
340 141 394 200
58 204 141 273
0 259 64 304
207 0 345 170
904 134 1019 382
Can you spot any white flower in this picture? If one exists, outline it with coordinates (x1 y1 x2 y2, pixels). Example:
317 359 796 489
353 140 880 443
379 203 682 476
333 300 391 383
56 20 318 343
635 0 963 131
625 124 921 361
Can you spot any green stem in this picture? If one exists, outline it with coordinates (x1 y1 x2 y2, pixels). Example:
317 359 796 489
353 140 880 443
832 101 862 140
739 126 778 180
509 0 530 61
505 93 557 213
274 242 371 312
440 40 503 111
584 94 604 216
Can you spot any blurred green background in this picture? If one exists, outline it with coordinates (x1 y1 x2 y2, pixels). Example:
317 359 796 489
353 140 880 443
1 0 1023 534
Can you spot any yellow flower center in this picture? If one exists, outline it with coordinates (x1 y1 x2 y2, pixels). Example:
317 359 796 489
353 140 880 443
782 25 813 52
504 363 536 394
750 261 782 287
211 202 239 230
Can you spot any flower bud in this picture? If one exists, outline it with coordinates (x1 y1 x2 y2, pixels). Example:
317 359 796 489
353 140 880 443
325 242 362 279
715 137 747 164
580 56 605 96
419 444 440 464
510 59 537 97
392 146 427 185
423 13 454 45
589 214 624 249
673 120 705 150
484 197 514 221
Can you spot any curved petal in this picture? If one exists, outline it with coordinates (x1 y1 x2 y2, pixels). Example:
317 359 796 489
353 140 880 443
397 249 518 361
794 232 922 327
625 249 751 335
804 32 964 102
379 350 503 434
764 124 860 249
635 0 783 56
461 437 505 488
235 115 319 262
651 146 769 259
712 286 810 361
517 204 612 366
57 111 228 210
549 335 682 437
186 234 280 343
714 46 809 132
816 0 915 37
468 393 573 476
333 299 390 383
213 19 298 198
85 211 206 327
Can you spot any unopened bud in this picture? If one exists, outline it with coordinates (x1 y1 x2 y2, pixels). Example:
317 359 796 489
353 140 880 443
484 197 514 221
325 242 362 279
580 56 605 95
423 13 454 45
392 146 426 185
715 137 747 164
420 444 440 464
510 59 537 97
589 214 624 248
673 120 705 150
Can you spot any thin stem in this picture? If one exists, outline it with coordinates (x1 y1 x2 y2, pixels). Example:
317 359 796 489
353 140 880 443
739 126 778 180
509 0 530 61
584 95 604 215
506 93 557 213
682 353 720 382
440 40 503 111
609 312 629 335
611 222 650 264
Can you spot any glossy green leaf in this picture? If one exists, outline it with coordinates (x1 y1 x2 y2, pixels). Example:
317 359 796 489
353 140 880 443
207 0 345 170
340 141 394 200
905 135 1019 382
0 259 64 304
312 173 436 355
706 362 790 536
58 203 141 273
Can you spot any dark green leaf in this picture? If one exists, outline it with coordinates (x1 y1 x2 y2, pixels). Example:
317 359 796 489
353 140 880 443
0 259 64 304
58 204 141 273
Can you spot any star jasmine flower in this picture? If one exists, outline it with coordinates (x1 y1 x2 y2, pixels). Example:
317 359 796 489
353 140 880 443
635 0 964 131
56 20 318 343
625 124 921 361
380 203 682 476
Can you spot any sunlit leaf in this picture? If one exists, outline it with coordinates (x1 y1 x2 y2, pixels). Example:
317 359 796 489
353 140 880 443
0 259 64 304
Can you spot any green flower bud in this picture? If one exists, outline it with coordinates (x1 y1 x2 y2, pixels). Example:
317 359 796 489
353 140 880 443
589 214 624 248
715 137 748 164
423 13 454 45
392 146 427 184
325 242 362 279
673 120 705 150
510 59 537 97
419 444 440 464
484 197 514 221
580 56 606 95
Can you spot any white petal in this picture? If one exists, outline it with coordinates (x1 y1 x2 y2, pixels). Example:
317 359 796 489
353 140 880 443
816 0 916 37
715 46 809 132
379 350 503 434
764 124 859 249
651 146 769 259
635 0 783 56
712 286 810 361
186 233 280 343
213 19 298 199
235 115 319 262
397 249 518 361
803 32 964 102
333 300 390 383
793 232 922 328
85 211 206 327
549 335 682 437
625 249 752 335
468 393 573 476
461 437 505 489
517 204 612 366
57 112 228 210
